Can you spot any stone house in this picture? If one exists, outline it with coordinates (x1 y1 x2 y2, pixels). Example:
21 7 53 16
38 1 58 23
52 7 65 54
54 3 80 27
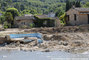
14 15 60 28
14 15 35 28
34 15 60 27
66 7 89 25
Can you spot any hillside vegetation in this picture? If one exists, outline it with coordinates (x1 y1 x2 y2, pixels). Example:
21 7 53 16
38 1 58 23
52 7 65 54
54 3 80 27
0 0 66 15
0 0 89 15
0 0 89 28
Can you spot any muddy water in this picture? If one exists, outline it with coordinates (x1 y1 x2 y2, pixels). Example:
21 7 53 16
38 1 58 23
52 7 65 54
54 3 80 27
0 50 89 60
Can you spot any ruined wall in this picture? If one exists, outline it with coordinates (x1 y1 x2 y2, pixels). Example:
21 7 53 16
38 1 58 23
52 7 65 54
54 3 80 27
34 16 61 27
55 19 61 27
78 14 88 25
15 20 33 28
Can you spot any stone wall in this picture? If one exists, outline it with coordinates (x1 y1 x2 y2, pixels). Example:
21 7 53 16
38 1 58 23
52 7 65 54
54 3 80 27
66 9 79 25
55 19 61 27
66 9 89 26
15 20 33 28
78 14 88 25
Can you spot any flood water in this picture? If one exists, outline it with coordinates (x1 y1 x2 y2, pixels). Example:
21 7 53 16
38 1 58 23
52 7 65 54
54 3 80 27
0 50 89 60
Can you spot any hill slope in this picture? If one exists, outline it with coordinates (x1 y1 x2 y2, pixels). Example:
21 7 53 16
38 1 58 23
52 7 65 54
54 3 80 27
0 0 89 15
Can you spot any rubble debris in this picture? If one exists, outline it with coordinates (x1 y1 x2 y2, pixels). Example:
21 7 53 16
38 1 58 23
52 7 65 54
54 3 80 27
0 26 89 53
5 33 43 44
0 37 7 44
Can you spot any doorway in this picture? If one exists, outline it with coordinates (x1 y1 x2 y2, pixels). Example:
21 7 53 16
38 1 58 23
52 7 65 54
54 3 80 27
88 14 89 24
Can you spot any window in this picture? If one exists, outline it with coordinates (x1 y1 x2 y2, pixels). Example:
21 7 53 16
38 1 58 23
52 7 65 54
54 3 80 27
21 22 25 25
67 15 69 21
74 14 77 21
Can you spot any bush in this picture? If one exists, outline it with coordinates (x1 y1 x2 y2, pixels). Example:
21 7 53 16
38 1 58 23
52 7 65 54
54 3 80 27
4 25 8 29
59 13 66 25
21 25 28 29
0 16 5 24
5 8 19 27
4 21 11 29
29 23 35 28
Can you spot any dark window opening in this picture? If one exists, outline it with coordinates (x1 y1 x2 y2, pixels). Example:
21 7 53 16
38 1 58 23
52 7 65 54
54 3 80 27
21 22 25 25
88 15 89 24
74 14 76 21
67 15 69 21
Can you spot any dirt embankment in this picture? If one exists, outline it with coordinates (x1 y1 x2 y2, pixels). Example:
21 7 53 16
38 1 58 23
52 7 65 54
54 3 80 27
42 33 89 53
0 33 89 53
24 25 89 34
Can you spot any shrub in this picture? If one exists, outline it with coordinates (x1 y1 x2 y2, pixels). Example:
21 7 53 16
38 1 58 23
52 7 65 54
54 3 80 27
21 25 28 29
59 13 66 25
4 21 11 29
4 25 8 29
29 23 35 28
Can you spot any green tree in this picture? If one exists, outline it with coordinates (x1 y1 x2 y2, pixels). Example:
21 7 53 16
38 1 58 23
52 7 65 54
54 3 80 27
0 11 5 24
56 11 64 17
5 8 19 27
30 9 38 14
20 4 25 11
4 21 11 29
5 12 13 23
6 8 19 19
6 0 12 2
66 0 71 11
21 9 30 15
75 0 81 7
5 12 13 27
66 0 81 12
0 16 5 24
14 3 20 12
84 2 89 7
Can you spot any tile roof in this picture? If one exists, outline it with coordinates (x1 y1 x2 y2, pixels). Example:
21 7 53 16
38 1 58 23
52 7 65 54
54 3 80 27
15 16 35 20
36 15 49 18
75 8 89 12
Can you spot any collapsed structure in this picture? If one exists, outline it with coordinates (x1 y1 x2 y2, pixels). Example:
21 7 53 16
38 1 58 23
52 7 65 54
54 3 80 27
6 33 43 44
14 15 60 28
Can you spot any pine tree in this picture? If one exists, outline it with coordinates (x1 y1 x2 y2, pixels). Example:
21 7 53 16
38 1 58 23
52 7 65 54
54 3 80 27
66 0 71 11
66 0 81 12
75 0 81 7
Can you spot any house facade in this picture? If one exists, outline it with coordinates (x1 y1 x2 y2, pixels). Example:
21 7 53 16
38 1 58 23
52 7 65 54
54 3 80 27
66 7 89 26
14 15 35 28
34 15 60 27
14 15 60 28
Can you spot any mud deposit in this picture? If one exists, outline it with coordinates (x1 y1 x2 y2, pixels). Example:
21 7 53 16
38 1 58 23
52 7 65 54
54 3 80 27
0 27 89 53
